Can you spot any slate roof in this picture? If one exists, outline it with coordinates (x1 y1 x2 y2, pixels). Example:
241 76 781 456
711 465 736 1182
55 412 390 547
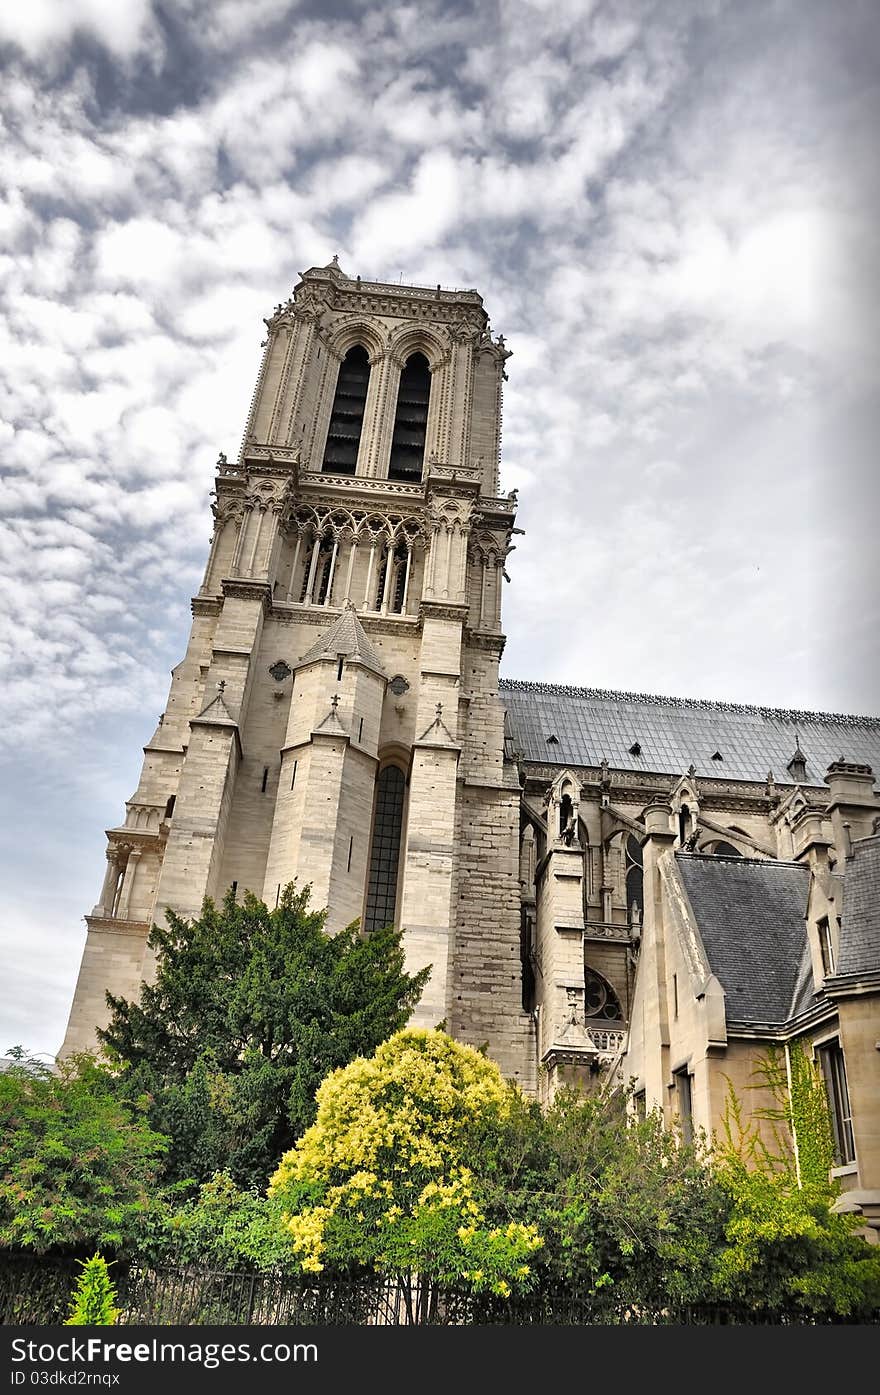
838 833 880 977
499 679 880 785
675 853 811 1024
294 603 385 678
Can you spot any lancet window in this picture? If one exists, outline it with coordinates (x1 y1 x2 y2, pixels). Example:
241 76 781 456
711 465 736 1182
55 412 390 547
388 353 430 481
364 765 407 934
625 833 644 920
323 345 370 475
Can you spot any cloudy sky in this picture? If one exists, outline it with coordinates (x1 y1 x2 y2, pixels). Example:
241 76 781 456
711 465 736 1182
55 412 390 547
1 0 878 1056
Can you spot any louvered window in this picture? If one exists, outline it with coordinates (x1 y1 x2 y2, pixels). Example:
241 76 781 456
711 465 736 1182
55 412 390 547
323 345 370 475
388 353 430 481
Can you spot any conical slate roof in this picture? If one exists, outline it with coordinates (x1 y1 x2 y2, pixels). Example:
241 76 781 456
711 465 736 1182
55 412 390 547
294 601 385 678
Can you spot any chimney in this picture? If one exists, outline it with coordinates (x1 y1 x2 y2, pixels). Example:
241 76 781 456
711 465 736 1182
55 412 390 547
824 760 879 861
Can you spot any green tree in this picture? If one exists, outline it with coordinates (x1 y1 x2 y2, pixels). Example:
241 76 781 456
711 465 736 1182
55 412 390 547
714 1067 880 1317
66 1254 120 1325
134 1172 299 1274
0 1050 167 1254
270 1029 542 1299
100 885 430 1189
475 1085 727 1311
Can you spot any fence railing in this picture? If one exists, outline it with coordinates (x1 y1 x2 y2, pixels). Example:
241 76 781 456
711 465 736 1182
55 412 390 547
0 1255 870 1327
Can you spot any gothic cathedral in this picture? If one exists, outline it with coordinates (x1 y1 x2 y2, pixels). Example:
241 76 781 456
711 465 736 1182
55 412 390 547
62 260 880 1235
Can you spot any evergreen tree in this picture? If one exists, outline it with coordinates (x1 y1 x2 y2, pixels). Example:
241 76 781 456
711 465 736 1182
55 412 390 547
66 1254 120 1325
100 884 430 1189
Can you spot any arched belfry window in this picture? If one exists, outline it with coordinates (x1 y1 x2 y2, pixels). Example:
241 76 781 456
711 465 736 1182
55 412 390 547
364 765 406 933
323 345 370 475
388 352 431 481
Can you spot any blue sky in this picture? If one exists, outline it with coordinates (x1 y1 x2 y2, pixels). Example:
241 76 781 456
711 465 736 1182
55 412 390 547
1 0 878 1056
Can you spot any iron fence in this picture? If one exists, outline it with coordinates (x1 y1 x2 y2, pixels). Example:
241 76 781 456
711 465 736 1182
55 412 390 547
0 1254 871 1327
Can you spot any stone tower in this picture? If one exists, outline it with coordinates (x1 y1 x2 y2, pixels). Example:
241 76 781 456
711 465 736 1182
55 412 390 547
61 258 535 1091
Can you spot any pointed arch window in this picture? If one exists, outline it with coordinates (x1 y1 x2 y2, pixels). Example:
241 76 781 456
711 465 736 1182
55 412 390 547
364 765 406 933
625 833 644 921
300 535 333 603
388 352 431 481
373 542 410 613
323 345 370 475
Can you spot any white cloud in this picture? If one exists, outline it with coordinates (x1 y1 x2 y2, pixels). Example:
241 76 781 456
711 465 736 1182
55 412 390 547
0 0 156 60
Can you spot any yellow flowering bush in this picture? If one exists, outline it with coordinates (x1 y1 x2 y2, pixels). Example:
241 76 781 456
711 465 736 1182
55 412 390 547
269 1029 542 1293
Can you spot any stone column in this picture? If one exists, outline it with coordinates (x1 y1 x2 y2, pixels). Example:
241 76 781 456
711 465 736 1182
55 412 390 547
199 517 225 596
303 533 322 605
109 847 129 917
116 848 142 920
95 847 121 916
258 504 281 577
285 531 303 601
363 541 377 609
245 505 265 577
324 537 339 606
492 558 504 627
343 537 358 601
361 353 398 478
401 545 413 614
380 543 394 614
229 506 252 576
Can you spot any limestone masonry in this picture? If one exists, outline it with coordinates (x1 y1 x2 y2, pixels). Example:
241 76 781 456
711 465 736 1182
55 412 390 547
61 260 880 1236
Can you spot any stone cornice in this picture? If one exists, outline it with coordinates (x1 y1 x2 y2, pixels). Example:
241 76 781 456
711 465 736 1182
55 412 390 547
299 470 423 501
465 630 507 654
541 1045 598 1069
192 596 222 617
412 738 462 756
419 599 469 623
296 265 486 317
238 447 301 476
727 999 839 1040
84 915 151 937
270 602 341 627
478 495 519 518
358 613 422 637
269 600 424 635
104 829 165 851
583 921 632 943
822 970 880 998
221 578 272 607
424 462 482 494
460 776 522 795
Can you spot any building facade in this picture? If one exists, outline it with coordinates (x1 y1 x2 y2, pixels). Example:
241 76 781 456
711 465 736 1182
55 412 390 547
61 261 880 1232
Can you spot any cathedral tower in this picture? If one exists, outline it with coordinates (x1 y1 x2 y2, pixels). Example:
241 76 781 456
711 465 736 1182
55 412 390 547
62 259 535 1090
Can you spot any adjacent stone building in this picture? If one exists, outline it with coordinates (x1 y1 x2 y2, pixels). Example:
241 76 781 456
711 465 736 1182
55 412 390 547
61 259 880 1233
